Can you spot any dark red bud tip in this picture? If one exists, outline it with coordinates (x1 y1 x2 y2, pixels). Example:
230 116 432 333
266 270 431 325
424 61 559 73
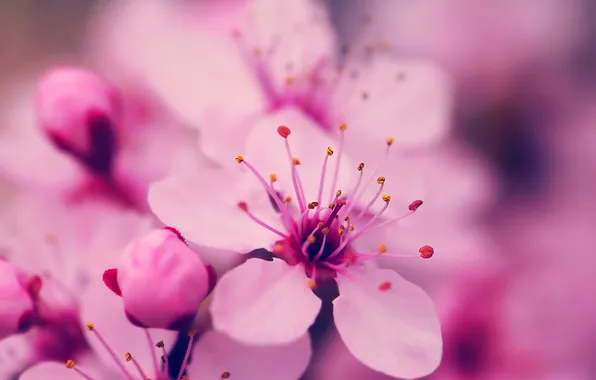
163 226 186 244
277 126 291 138
26 275 43 300
206 265 218 296
102 268 122 296
419 245 434 259
409 200 423 211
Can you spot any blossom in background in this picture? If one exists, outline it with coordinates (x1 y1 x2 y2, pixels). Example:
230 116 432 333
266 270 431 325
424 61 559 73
0 190 154 377
150 119 444 379
18 228 312 380
0 66 200 211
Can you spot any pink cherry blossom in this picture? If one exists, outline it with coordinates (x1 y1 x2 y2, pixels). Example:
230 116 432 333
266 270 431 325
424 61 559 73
102 228 216 330
0 66 199 211
149 118 443 378
85 0 453 166
19 258 312 380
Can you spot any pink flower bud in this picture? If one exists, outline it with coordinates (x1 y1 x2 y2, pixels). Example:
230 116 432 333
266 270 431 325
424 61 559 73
0 261 37 339
103 228 215 330
35 67 121 174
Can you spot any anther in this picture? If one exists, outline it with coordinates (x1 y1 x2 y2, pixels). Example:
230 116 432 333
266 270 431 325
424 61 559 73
379 281 392 291
344 216 351 222
307 279 317 289
361 92 369 100
221 371 231 378
339 123 347 131
277 126 291 138
409 200 423 211
237 202 248 212
378 244 387 254
377 176 386 184
357 162 365 171
188 328 198 337
86 323 95 331
317 222 324 229
269 173 277 183
386 137 394 146
336 190 342 197
321 227 330 235
235 155 244 164
124 352 132 362
284 196 292 204
349 223 355 231
326 146 334 156
382 194 391 203
307 236 316 244
66 360 75 369
338 225 345 236
419 245 435 259
308 201 319 209
292 157 301 165
156 341 164 348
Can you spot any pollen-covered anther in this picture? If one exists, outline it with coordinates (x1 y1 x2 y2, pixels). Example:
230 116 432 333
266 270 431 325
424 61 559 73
339 123 347 131
317 222 324 229
235 155 244 164
237 202 248 212
307 236 316 244
386 137 394 146
292 157 301 166
284 196 292 205
124 352 132 362
277 126 291 138
349 223 355 231
336 190 342 197
66 360 75 369
86 322 95 332
326 146 334 156
221 370 231 378
409 200 423 211
377 176 386 184
379 281 392 291
378 244 387 254
188 328 198 337
156 340 165 348
307 201 319 209
357 162 365 171
338 225 346 236
382 194 391 203
419 245 435 259
321 227 330 235
269 173 277 183
307 279 317 289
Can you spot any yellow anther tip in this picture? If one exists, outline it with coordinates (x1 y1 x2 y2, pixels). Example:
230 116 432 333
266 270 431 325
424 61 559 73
377 176 386 184
66 360 75 369
386 137 394 146
326 146 334 156
307 279 317 289
378 244 387 254
269 173 277 182
339 123 348 131
382 194 391 203
235 155 244 164
124 352 132 362
86 322 94 331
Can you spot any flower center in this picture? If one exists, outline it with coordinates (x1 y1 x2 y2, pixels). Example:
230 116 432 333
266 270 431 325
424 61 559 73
236 125 433 289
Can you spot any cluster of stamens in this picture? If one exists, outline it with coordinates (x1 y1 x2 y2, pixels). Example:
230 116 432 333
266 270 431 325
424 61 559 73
64 323 230 380
235 125 433 290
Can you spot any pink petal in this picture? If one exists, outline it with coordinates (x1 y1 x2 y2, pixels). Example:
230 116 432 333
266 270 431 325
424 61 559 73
0 334 34 378
245 107 357 205
186 330 311 380
19 355 115 380
78 272 177 375
210 258 320 345
240 0 337 94
332 57 453 149
334 267 442 379
148 168 282 252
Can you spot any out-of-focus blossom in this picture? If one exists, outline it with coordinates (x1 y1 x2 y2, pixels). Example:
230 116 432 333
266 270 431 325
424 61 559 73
150 121 443 378
0 66 200 211
0 260 37 340
87 0 453 164
0 189 154 376
102 228 216 330
20 257 312 380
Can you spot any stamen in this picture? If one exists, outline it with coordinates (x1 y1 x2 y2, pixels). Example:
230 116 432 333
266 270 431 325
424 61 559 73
66 360 95 380
269 173 277 183
238 202 289 239
277 126 307 212
378 244 387 254
86 323 134 379
328 124 346 204
221 370 231 378
156 340 169 377
335 196 391 254
322 199 345 229
176 328 197 380
419 245 435 259
409 200 423 211
316 147 333 209
144 330 159 379
124 352 148 379
379 281 392 291
312 229 329 262
355 175 386 219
